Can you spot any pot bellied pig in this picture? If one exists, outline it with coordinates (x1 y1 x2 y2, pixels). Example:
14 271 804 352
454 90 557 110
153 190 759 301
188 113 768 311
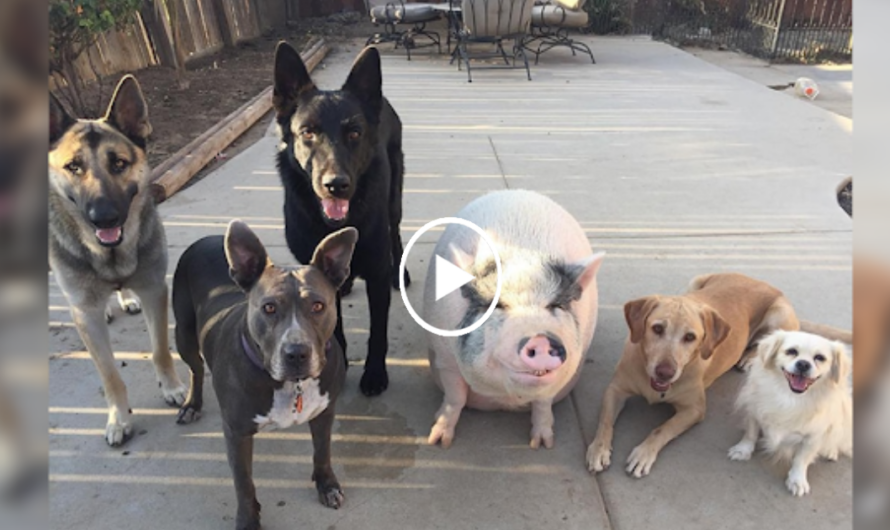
423 190 605 449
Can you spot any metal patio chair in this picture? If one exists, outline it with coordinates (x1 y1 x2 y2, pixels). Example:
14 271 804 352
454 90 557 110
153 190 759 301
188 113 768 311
525 0 595 63
366 0 443 60
456 0 536 82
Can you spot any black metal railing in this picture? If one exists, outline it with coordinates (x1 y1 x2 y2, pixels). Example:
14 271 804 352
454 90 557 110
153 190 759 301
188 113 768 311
585 0 851 63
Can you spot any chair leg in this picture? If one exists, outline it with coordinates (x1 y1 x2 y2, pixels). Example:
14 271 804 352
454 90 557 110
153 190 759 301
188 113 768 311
514 43 531 81
530 26 596 65
458 43 472 82
577 41 596 63
496 40 510 65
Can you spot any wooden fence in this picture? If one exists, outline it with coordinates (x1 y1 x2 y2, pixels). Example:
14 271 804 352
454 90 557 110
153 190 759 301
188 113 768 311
69 0 279 83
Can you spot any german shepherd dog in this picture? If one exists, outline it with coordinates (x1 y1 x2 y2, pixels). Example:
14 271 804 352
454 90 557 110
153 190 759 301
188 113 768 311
273 43 409 396
49 76 187 446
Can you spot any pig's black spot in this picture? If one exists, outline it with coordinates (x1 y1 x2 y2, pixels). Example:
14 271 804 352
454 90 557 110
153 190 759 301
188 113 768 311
458 259 500 351
547 261 583 312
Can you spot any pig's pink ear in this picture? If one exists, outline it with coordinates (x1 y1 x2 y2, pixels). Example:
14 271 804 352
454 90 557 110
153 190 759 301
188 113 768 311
448 245 476 274
573 252 605 292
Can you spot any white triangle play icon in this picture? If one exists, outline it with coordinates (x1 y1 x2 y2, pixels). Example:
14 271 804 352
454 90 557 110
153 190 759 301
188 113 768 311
435 255 476 301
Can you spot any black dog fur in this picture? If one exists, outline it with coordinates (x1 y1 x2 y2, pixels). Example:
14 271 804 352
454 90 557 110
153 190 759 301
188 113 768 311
273 43 409 396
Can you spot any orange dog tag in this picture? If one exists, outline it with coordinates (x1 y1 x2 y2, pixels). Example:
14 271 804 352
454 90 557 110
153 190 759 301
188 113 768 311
295 394 303 414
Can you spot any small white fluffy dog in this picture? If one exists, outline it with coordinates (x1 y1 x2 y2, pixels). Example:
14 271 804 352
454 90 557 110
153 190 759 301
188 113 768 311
728 330 852 496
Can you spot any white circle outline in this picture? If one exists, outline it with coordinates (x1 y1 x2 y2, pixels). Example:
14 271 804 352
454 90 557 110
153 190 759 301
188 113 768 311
399 217 502 337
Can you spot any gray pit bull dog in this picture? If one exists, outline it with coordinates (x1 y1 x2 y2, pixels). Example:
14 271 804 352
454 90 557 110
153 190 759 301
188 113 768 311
172 220 356 530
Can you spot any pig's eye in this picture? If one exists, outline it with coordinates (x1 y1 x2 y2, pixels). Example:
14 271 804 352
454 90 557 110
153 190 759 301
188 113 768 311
652 324 665 335
683 332 696 343
785 348 798 357
547 302 567 312
814 353 826 363
262 302 277 315
311 301 325 313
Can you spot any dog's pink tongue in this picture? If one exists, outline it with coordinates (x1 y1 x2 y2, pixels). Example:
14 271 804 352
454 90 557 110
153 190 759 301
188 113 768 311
321 198 349 220
96 227 122 244
790 373 810 392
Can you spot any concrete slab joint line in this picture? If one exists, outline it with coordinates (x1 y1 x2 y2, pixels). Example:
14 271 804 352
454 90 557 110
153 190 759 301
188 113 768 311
571 390 616 530
488 135 510 190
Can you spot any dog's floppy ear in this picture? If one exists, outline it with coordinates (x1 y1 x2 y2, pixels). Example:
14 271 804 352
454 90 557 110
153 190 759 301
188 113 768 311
624 296 659 344
273 41 315 119
756 330 785 368
830 341 850 385
311 227 358 289
50 92 76 145
700 307 731 360
343 46 383 117
105 75 152 148
225 220 270 291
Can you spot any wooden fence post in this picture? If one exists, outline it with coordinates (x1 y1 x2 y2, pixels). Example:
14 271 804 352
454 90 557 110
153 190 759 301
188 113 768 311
208 0 235 48
141 0 176 67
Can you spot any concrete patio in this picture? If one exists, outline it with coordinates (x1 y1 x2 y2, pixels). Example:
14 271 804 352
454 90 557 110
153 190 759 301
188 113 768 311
49 36 852 529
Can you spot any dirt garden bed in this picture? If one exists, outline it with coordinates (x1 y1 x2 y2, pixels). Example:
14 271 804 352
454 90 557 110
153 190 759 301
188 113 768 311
78 13 378 172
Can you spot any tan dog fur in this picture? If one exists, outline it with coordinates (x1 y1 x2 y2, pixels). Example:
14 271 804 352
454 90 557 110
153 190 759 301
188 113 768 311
586 272 800 477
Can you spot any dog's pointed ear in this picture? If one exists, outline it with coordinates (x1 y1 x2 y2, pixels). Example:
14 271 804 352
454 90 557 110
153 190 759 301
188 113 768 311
273 41 315 119
311 227 358 289
343 46 383 116
700 307 731 360
830 341 850 385
225 220 270 291
105 75 152 147
50 92 76 145
624 296 659 344
756 330 785 368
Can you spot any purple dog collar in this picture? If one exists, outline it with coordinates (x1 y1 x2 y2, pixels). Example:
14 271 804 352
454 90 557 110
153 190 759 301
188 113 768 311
241 334 265 372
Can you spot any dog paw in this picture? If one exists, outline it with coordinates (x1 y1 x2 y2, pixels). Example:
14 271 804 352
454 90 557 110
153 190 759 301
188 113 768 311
529 425 554 450
359 366 389 396
235 515 260 530
626 442 659 478
119 297 141 315
728 441 755 461
160 381 188 407
104 307 115 324
235 499 262 530
824 449 840 462
105 420 133 447
317 484 345 509
786 471 811 497
176 404 202 425
586 440 612 473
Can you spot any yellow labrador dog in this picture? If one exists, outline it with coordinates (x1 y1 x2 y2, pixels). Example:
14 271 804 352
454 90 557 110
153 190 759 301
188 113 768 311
586 273 801 478
728 330 852 496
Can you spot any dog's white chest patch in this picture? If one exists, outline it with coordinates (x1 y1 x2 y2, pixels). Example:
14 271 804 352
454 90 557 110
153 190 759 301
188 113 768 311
253 379 329 431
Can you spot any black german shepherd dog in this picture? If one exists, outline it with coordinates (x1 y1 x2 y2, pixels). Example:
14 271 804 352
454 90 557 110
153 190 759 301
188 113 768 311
273 42 409 396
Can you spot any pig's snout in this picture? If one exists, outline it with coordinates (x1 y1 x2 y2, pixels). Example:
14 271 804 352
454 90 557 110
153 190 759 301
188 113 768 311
519 335 566 374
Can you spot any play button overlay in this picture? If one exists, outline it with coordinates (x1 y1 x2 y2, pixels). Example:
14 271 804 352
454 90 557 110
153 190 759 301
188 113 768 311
399 217 502 338
435 255 475 301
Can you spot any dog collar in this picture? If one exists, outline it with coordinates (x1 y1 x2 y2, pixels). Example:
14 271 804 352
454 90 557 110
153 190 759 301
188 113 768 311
241 334 265 372
240 334 334 373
